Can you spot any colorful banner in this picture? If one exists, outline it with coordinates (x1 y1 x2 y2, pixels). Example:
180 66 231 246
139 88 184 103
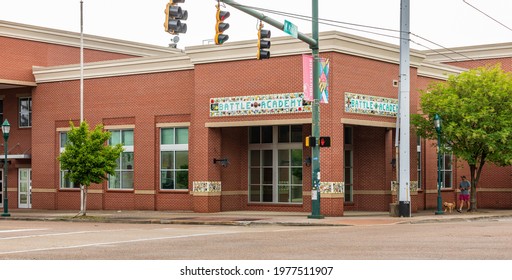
302 54 313 102
344 92 398 117
319 57 330 104
302 54 329 103
210 93 312 117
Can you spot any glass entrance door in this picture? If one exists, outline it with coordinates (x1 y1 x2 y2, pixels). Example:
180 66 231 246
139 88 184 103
18 168 31 208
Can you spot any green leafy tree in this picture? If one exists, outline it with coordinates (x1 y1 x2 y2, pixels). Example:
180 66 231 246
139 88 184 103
58 121 123 216
412 65 512 211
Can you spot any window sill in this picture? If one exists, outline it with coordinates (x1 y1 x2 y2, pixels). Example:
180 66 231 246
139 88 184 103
106 189 134 193
247 202 303 207
59 188 81 192
159 189 190 193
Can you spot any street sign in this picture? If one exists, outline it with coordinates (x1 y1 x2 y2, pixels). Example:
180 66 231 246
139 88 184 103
283 20 298 38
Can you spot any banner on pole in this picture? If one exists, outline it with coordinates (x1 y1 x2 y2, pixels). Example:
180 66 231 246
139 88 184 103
319 57 329 103
302 54 313 101
302 54 329 103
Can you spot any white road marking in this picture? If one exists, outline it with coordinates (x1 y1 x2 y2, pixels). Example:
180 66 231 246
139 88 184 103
0 231 237 255
0 227 314 255
0 229 128 240
0 229 47 233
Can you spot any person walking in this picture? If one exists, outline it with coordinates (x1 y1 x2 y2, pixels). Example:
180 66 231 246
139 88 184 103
457 176 471 212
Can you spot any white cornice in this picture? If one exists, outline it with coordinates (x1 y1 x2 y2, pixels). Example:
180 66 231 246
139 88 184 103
35 30 425 83
33 54 193 83
0 20 179 57
417 62 466 80
0 78 37 89
425 42 512 63
186 31 426 67
30 29 472 84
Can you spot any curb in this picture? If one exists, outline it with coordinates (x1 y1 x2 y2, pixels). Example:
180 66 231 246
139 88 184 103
4 212 511 227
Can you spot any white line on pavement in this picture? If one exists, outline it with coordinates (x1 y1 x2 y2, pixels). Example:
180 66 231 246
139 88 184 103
0 229 129 241
0 231 238 255
0 226 319 255
0 229 47 234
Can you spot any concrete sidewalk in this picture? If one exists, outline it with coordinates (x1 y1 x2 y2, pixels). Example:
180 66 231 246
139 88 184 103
3 208 512 226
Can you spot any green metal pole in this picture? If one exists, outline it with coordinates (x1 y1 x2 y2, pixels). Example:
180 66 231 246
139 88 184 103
219 0 317 46
308 0 323 219
2 131 9 217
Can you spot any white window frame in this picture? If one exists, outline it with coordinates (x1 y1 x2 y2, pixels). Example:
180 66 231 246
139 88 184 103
160 127 189 190
344 126 354 202
417 137 422 190
0 169 3 208
440 152 453 189
248 125 303 204
19 97 32 128
59 131 77 189
108 129 134 190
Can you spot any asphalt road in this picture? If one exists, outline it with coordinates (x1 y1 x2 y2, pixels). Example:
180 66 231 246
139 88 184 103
1 218 512 260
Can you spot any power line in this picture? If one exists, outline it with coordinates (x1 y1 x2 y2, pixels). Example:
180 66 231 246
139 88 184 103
463 0 512 32
232 3 472 61
410 39 463 62
410 33 474 61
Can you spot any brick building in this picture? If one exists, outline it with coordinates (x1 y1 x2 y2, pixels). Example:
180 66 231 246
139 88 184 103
1 20 510 216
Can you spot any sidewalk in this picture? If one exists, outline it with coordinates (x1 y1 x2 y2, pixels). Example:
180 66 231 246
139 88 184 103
3 208 512 226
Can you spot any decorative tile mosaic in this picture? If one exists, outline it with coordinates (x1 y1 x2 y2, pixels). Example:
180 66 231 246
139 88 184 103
345 92 398 117
193 181 222 192
391 181 418 192
319 182 344 193
210 92 312 117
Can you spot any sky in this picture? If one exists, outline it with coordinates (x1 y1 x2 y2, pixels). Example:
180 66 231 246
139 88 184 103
1 0 512 51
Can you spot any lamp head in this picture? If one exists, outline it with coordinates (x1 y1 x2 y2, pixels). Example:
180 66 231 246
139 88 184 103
1 119 10 140
434 114 442 133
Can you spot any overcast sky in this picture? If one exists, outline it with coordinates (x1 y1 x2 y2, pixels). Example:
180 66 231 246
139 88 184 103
1 0 511 51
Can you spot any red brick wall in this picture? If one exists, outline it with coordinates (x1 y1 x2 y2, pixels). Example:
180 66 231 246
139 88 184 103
0 36 135 82
28 49 512 213
0 88 33 209
32 70 194 210
1 88 32 157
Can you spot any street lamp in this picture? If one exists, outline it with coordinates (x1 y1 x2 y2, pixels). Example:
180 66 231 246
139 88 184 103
434 114 444 215
1 119 10 217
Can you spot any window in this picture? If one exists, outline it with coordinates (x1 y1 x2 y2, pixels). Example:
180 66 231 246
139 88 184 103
19 97 32 127
108 129 134 189
0 99 3 123
160 127 188 190
416 137 422 189
0 170 3 207
344 126 353 202
440 153 453 189
59 132 78 189
249 125 303 203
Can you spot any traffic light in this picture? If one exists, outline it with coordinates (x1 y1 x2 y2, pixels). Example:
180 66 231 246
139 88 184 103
257 21 271 59
164 0 188 34
319 136 331 147
305 136 316 147
214 4 230 45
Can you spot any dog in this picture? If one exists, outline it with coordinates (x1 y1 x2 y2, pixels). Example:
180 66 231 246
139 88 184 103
443 202 456 213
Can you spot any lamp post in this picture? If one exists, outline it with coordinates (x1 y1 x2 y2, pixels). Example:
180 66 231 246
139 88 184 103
1 119 10 217
434 114 444 215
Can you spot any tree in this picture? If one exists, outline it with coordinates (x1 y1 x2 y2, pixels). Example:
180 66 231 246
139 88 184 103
58 121 123 216
412 65 512 211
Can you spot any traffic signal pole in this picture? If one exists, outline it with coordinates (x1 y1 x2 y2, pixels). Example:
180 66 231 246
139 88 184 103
309 0 323 219
219 0 324 218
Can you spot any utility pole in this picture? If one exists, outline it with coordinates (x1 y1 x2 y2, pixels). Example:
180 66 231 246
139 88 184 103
398 0 411 217
79 0 86 215
218 0 323 218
